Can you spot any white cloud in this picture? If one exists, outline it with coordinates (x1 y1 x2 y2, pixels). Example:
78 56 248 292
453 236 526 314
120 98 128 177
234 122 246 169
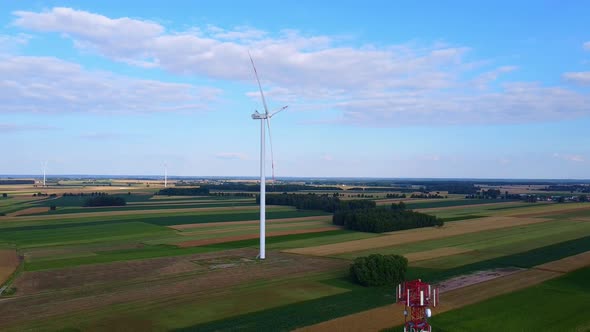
0 55 220 114
10 7 590 126
563 71 590 85
584 41 590 51
215 152 249 160
553 153 585 163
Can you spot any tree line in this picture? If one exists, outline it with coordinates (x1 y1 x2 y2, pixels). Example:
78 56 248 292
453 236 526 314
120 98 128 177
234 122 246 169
259 193 375 212
333 202 443 233
157 187 210 196
84 195 127 207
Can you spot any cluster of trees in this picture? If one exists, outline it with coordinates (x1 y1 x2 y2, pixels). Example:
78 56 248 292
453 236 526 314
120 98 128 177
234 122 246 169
2 193 7 198
333 202 443 233
62 192 112 197
0 179 35 185
350 254 408 287
210 192 256 197
157 187 210 196
83 195 126 207
421 181 479 194
32 192 55 197
542 185 590 193
260 193 374 212
385 193 407 198
345 193 375 198
410 193 445 199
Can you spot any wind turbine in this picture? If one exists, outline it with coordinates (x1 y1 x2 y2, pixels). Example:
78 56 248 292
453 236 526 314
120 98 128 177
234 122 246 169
42 161 48 187
164 162 168 188
249 52 288 260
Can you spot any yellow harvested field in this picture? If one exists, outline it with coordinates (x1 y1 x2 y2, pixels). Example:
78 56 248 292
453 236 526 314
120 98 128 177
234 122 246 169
404 247 473 262
0 249 19 285
170 215 332 230
535 250 590 273
285 216 551 257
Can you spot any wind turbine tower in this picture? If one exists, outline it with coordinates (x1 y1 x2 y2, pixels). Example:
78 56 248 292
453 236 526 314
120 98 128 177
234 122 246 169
249 52 288 260
164 163 168 188
42 161 48 187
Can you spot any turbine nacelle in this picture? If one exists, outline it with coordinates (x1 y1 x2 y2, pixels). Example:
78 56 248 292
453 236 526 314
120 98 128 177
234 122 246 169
251 110 267 119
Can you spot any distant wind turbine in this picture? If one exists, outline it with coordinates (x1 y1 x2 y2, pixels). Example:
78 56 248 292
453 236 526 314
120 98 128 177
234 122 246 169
164 162 168 188
249 52 288 260
42 161 48 187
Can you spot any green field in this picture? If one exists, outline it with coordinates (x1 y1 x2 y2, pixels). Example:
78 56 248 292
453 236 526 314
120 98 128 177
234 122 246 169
429 267 590 332
2 184 590 332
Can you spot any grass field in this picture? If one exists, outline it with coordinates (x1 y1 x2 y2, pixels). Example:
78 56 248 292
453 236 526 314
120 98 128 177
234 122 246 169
429 267 590 332
1 182 590 331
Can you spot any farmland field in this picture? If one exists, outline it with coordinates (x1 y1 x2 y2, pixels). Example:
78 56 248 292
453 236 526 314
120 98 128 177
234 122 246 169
1 181 589 331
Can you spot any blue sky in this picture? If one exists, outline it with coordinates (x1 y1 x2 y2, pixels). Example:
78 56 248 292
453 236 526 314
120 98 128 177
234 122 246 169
1 1 589 178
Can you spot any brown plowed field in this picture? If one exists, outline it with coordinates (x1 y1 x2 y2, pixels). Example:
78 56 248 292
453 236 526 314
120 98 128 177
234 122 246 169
285 216 550 257
170 215 332 230
176 226 341 247
0 249 19 285
2 249 347 330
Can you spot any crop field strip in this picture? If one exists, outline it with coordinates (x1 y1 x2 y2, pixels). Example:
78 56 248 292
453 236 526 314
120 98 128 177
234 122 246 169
24 201 258 216
21 230 356 271
284 215 554 257
335 219 590 264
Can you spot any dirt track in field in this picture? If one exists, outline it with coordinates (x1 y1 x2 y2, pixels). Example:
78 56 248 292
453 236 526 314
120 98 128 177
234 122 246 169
285 216 551 257
170 215 333 230
2 249 347 330
296 251 590 332
176 227 341 247
0 249 19 285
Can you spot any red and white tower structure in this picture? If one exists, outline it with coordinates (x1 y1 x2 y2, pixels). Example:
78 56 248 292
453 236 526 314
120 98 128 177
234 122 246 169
397 279 439 332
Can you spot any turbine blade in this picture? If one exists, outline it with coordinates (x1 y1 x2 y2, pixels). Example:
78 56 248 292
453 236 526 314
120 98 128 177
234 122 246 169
269 105 288 118
265 118 276 183
248 51 270 115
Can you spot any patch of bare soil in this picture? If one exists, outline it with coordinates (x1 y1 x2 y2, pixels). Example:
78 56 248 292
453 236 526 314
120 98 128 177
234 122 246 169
0 249 19 285
435 267 524 292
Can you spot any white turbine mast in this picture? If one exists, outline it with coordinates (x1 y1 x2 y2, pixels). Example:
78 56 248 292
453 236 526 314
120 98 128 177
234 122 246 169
42 161 48 187
164 162 168 188
249 51 288 260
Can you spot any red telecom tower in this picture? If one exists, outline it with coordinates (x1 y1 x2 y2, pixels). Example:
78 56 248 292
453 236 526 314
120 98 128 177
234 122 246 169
396 279 439 332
